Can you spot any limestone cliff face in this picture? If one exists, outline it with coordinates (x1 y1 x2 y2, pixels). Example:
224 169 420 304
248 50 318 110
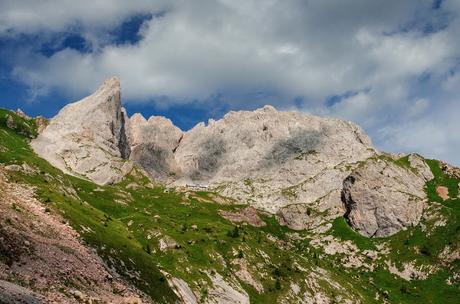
174 105 376 222
342 156 429 237
31 77 131 185
128 113 182 179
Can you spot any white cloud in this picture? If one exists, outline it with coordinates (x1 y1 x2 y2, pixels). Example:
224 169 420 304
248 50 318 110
0 0 169 34
377 97 460 165
2 0 460 165
6 0 448 101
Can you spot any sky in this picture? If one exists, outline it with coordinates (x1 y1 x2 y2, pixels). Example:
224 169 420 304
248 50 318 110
0 0 459 165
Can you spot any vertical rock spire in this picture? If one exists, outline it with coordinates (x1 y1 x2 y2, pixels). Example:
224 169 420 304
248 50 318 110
31 76 131 184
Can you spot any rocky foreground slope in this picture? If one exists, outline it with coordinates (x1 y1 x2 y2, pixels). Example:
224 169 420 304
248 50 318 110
1 78 459 303
0 165 146 303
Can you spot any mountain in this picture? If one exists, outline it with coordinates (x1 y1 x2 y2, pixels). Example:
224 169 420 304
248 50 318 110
31 77 131 185
0 78 459 303
31 78 427 238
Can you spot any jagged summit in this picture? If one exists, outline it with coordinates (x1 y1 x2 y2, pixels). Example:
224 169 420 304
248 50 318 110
31 76 131 184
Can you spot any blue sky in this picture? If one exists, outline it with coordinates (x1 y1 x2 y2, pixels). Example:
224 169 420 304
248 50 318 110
1 0 460 165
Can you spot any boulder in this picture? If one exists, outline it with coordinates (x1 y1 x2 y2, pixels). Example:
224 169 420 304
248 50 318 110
219 207 266 227
408 154 434 181
342 158 427 237
0 280 42 304
277 204 318 230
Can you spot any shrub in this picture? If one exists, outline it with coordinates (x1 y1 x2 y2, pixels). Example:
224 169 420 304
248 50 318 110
275 278 281 290
227 226 240 238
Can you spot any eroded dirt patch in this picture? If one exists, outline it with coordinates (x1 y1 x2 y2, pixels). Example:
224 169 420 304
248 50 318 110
436 186 449 200
219 207 266 227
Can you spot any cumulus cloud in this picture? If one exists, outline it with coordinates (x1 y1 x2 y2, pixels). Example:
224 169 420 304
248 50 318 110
378 97 460 164
1 0 460 164
3 0 447 100
0 0 169 34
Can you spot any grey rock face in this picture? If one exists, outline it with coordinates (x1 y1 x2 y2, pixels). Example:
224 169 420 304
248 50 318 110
342 158 428 237
128 113 183 151
277 204 319 231
31 77 131 185
130 142 180 179
30 76 376 220
0 280 42 304
408 153 434 181
127 113 182 178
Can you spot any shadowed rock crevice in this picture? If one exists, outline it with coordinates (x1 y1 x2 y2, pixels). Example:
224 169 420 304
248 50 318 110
118 110 131 159
341 175 356 220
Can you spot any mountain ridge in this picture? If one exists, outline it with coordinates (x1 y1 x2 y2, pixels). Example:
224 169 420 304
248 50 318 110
30 77 439 238
0 78 458 303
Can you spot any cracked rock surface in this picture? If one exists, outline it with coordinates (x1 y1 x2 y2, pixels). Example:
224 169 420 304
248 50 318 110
31 77 131 185
342 157 428 237
173 105 376 215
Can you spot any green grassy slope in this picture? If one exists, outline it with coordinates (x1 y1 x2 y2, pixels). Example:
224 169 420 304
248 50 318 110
0 108 459 303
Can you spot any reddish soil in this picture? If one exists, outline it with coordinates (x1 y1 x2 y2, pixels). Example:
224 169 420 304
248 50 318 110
219 207 266 227
436 186 449 201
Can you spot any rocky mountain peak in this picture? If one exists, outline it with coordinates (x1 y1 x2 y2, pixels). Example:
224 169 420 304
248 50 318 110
258 104 277 113
31 76 131 184
129 112 147 124
128 113 182 150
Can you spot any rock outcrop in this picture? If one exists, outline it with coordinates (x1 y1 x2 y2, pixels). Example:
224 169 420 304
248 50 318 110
277 204 322 231
30 78 381 233
408 154 434 181
34 79 377 224
173 105 375 222
128 113 182 151
31 77 131 184
206 273 250 304
342 157 428 237
0 280 42 304
128 113 182 179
